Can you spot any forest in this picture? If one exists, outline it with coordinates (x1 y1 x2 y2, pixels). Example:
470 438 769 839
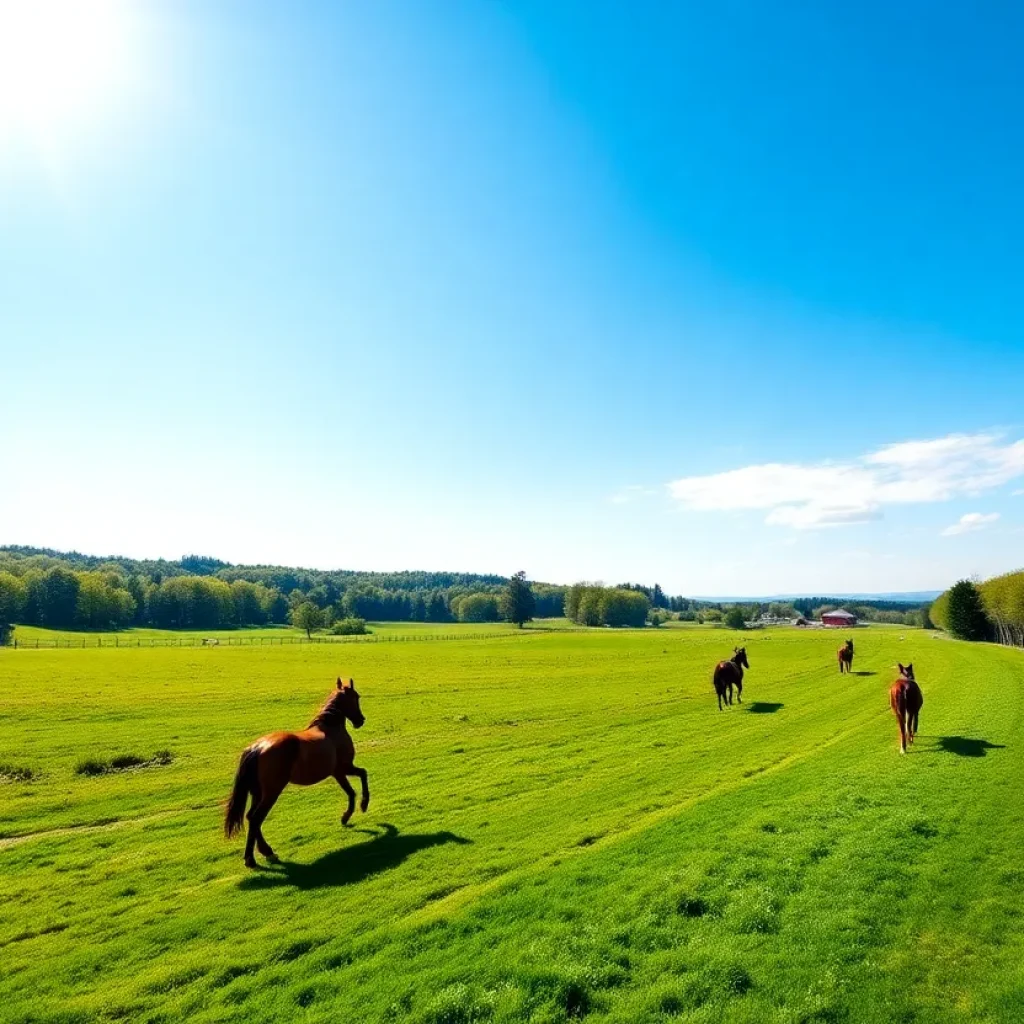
930 569 1024 647
0 546 932 634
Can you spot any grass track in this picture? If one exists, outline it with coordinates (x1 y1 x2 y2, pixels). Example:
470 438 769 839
1 626 1022 1022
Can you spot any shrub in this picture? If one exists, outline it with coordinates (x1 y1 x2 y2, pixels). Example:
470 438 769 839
0 764 40 783
331 617 368 636
724 607 747 630
75 751 175 776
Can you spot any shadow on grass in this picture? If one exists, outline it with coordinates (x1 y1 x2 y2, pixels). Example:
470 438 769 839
239 823 471 890
852 671 876 676
745 702 783 714
935 736 1006 758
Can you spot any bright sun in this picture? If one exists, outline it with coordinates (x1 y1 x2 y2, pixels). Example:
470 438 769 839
0 0 139 154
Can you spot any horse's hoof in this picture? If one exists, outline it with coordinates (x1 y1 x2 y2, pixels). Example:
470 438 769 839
244 857 258 869
265 852 280 864
360 798 370 813
341 813 353 826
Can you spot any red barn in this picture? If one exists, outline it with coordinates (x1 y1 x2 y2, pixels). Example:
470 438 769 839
821 608 857 627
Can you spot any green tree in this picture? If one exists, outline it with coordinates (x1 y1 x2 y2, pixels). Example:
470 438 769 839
0 572 26 624
291 601 324 638
40 566 80 627
724 606 747 630
499 571 535 628
601 589 650 627
946 579 990 641
456 593 500 623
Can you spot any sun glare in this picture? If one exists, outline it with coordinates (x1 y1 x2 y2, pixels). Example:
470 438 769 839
0 0 139 155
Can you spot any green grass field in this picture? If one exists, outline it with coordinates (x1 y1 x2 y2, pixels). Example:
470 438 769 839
8 619 546 644
2 626 1022 1023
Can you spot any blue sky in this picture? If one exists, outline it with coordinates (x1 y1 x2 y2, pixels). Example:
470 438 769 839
1 1 1023 595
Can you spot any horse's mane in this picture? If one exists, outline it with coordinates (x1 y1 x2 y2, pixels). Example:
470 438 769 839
309 689 349 730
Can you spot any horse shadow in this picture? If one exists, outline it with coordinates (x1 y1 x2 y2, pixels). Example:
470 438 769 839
852 671 876 676
935 736 1006 758
745 702 783 714
239 823 471 890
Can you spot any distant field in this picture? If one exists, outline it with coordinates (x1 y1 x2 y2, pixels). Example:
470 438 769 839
7 620 555 646
2 626 1022 1023
8 619 580 645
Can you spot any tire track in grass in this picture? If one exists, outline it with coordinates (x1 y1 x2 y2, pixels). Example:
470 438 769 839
0 806 206 850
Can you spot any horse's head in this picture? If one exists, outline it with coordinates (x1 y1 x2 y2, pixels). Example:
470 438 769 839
845 638 854 650
336 677 365 728
734 646 749 669
898 662 914 681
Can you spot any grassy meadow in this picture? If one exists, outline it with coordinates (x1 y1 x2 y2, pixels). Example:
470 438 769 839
1 625 1022 1023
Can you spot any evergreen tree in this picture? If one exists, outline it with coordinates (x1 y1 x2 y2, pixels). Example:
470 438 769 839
946 579 990 641
500 571 536 628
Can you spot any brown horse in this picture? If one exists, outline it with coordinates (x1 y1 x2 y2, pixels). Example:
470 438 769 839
225 678 369 867
837 638 854 673
889 662 923 754
713 647 749 710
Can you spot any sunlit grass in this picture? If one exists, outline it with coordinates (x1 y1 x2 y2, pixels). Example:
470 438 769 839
1 626 1021 1022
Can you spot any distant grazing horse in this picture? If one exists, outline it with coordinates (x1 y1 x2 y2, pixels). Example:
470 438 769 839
837 638 854 673
889 663 923 754
225 678 369 867
713 647 749 710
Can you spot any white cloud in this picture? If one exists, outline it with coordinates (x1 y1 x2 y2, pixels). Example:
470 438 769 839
667 433 1024 529
941 512 1000 537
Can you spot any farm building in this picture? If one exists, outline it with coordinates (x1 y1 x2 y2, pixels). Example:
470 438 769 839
821 608 857 627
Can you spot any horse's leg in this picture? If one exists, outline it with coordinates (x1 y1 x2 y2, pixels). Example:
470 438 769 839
347 765 370 812
735 678 742 704
335 772 357 825
897 710 907 754
243 768 264 868
249 781 285 864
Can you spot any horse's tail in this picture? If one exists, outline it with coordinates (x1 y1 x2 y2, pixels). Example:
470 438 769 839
225 746 260 838
893 683 909 723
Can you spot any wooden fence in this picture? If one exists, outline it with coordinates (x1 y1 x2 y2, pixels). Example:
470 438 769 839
4 630 547 650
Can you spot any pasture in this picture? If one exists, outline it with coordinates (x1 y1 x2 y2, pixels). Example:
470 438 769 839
1 626 1022 1023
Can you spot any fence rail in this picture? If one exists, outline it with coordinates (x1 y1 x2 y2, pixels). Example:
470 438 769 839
3 630 555 650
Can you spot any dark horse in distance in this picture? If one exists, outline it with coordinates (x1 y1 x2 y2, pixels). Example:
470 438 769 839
225 678 370 867
837 638 854 673
889 662 923 754
713 647 749 710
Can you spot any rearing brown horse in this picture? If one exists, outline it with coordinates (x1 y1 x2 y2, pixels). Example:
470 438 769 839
837 638 854 673
713 647 749 710
225 678 369 867
889 662 923 754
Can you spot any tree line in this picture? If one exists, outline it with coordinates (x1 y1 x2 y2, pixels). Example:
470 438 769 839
0 545 935 636
930 570 1024 646
0 548 552 634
